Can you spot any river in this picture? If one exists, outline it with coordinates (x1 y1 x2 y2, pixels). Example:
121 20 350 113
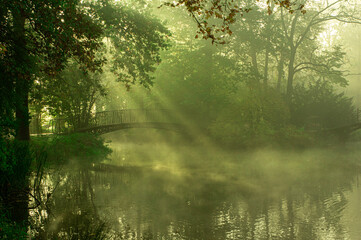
30 130 361 239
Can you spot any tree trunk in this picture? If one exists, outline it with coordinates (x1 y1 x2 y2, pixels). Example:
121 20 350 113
16 93 30 141
263 47 269 86
286 49 296 102
250 48 259 75
277 51 284 91
13 8 31 141
249 47 261 86
285 13 299 103
35 107 42 134
6 7 31 226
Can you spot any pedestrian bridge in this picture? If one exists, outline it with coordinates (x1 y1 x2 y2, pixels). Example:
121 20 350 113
48 109 361 140
51 109 184 134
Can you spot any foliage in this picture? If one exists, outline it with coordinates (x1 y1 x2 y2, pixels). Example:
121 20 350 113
36 61 106 130
291 80 357 129
29 0 170 130
148 3 358 147
0 63 16 139
95 0 170 89
1 0 106 145
209 87 291 147
273 125 316 148
31 133 112 165
1 0 170 141
0 141 32 189
0 210 27 240
2 0 104 72
162 0 305 43
296 45 348 87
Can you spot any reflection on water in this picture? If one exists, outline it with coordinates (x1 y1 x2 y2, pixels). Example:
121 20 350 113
30 130 361 239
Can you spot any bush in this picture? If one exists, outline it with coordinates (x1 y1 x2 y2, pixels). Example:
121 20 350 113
0 210 27 240
273 126 317 148
31 133 112 165
209 86 290 148
291 80 357 129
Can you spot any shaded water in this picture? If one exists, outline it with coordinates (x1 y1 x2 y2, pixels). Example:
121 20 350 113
31 130 361 239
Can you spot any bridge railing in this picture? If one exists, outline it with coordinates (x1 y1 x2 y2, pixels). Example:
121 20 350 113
93 109 170 126
44 109 175 134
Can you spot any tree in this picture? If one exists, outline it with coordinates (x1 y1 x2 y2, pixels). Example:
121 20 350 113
95 0 170 89
291 80 356 129
29 1 170 130
41 61 106 130
1 0 103 141
220 1 283 88
164 0 305 43
279 0 361 100
1 0 170 141
0 0 104 224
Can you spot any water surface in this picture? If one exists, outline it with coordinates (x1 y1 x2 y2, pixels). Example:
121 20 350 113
31 130 361 239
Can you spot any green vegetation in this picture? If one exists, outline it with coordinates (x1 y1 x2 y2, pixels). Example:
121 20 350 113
0 211 27 240
31 133 112 165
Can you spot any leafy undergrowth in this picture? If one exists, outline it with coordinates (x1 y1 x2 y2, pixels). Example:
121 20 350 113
0 211 27 240
31 133 112 166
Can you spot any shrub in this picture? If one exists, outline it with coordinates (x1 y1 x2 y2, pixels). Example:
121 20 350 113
209 86 290 148
31 133 112 165
291 80 357 129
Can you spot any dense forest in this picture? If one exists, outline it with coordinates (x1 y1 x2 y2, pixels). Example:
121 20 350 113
1 0 361 239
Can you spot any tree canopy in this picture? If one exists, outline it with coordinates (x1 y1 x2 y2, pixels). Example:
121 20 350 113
164 0 306 43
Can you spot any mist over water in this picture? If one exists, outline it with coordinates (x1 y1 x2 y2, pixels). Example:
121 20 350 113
31 129 361 239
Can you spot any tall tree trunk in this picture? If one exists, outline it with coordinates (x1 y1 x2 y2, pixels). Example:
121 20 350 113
250 48 259 75
6 7 31 226
13 8 30 141
277 51 284 91
35 106 42 134
286 49 296 102
250 47 260 86
285 13 299 103
16 93 30 141
263 47 269 86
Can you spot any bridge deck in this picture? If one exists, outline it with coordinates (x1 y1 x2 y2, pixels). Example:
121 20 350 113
77 122 184 134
